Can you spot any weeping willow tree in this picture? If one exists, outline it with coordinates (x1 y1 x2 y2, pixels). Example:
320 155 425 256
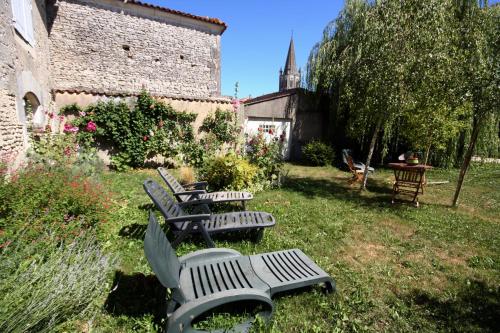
307 0 498 194
308 0 458 189
452 0 499 206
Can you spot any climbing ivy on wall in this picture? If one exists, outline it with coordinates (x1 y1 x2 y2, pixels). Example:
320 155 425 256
62 91 197 169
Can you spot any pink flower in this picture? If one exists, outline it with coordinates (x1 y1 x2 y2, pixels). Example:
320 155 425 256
143 135 148 141
86 121 97 132
63 123 79 133
48 112 54 119
59 115 65 121
79 111 86 117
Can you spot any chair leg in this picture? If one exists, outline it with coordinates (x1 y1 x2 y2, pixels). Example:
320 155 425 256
198 225 216 248
253 228 264 242
172 223 196 248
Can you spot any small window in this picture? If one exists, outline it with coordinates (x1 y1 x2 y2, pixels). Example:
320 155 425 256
259 124 276 134
11 0 34 45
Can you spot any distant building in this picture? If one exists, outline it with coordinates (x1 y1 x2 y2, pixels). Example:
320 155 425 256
1 0 231 157
243 37 328 160
279 38 301 92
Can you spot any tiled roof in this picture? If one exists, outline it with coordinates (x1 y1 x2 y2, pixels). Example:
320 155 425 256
53 88 232 104
123 0 227 32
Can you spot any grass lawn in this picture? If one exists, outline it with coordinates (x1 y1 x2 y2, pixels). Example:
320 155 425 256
93 163 499 332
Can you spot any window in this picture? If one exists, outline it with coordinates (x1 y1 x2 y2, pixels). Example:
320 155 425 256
259 124 276 134
11 0 34 45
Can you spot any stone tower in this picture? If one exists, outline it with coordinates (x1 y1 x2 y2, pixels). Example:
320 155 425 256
279 37 301 91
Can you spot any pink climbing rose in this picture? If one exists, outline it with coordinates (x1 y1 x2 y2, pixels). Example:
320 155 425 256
86 121 97 132
63 122 79 133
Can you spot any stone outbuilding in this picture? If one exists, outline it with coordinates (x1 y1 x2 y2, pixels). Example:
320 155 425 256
1 0 231 159
243 38 329 160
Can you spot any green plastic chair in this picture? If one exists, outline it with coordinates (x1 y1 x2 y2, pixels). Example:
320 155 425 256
145 211 336 333
144 179 275 248
158 167 253 210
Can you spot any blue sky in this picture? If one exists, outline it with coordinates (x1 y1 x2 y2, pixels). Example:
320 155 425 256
147 1 345 98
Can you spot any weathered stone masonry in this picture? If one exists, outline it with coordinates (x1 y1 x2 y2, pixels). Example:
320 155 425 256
49 0 223 99
1 0 228 157
1 0 52 156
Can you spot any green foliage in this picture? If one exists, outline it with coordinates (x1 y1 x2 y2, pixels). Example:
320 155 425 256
199 108 240 146
302 140 335 166
29 131 103 176
306 0 498 168
199 154 257 191
64 91 198 169
0 233 116 333
246 132 284 188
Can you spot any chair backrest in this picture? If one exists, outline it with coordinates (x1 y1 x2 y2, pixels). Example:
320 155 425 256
341 149 352 165
346 156 356 173
157 167 188 198
144 211 181 289
143 179 185 219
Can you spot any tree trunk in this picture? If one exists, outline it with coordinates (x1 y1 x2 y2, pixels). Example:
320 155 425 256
361 119 382 190
423 142 432 165
452 116 482 207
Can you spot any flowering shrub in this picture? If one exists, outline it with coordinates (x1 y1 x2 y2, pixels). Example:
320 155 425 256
0 164 111 245
246 131 284 188
198 107 241 161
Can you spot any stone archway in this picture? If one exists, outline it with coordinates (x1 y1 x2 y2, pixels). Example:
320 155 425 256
23 92 42 131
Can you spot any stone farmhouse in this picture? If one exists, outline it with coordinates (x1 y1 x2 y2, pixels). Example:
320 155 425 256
0 0 230 158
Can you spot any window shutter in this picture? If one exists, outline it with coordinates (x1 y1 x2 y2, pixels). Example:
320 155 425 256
10 0 34 45
11 0 27 37
24 0 34 44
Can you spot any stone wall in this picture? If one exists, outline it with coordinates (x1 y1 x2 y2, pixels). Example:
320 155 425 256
48 0 223 99
53 91 233 134
0 0 52 157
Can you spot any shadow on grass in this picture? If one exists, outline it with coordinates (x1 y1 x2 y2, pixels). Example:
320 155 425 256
281 174 397 209
119 223 148 239
404 280 500 332
104 271 167 331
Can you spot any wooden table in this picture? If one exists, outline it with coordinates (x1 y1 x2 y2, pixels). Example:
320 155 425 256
388 163 432 207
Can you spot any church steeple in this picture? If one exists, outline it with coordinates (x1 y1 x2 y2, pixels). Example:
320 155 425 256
279 36 301 92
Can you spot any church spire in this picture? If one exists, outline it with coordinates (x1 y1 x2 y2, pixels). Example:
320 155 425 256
279 36 301 92
284 37 297 74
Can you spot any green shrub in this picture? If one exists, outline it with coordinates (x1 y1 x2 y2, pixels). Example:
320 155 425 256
0 233 116 333
199 108 240 149
301 140 334 166
246 132 284 188
200 154 257 191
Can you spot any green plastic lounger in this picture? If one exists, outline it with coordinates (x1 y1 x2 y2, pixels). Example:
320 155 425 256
145 211 335 333
158 167 253 210
144 179 275 248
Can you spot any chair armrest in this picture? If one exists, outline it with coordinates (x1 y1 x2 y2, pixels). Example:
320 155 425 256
178 199 213 207
174 190 206 197
166 214 210 223
179 248 242 266
185 181 208 190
